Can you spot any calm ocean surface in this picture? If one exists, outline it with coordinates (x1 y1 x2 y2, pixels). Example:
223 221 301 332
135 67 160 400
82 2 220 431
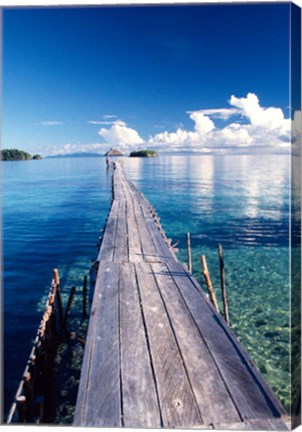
2 154 291 419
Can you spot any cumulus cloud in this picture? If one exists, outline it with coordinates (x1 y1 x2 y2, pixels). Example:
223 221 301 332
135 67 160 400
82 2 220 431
48 92 292 156
148 93 291 152
98 120 144 149
230 93 289 131
190 107 240 120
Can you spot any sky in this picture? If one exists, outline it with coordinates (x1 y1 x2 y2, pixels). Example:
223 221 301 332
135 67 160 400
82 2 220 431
1 2 297 156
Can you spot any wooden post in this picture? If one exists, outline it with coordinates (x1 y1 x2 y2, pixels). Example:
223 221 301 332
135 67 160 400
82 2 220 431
63 286 76 328
83 275 87 318
53 269 63 328
200 255 219 313
16 395 26 422
218 244 230 325
186 233 192 273
23 372 33 421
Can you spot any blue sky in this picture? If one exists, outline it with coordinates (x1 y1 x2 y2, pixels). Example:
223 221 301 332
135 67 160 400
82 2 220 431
2 3 293 155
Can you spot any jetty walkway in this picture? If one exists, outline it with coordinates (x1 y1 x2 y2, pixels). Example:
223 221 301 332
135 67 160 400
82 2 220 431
74 162 289 430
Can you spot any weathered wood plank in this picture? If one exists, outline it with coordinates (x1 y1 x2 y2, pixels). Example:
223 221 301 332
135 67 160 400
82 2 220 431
151 262 241 425
120 180 144 262
74 262 110 424
136 262 202 428
214 418 289 430
165 260 286 422
97 199 119 262
113 198 128 262
120 263 161 427
123 177 158 262
74 163 288 430
138 198 174 262
76 262 121 427
132 194 159 262
113 168 124 200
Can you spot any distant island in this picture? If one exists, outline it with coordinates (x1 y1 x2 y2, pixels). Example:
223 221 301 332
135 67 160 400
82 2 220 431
1 149 42 161
129 149 158 158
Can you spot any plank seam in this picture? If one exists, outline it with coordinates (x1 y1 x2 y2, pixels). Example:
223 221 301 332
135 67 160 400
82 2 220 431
122 177 138 262
165 263 244 422
183 272 286 418
134 263 164 427
124 194 130 263
128 184 146 261
118 266 124 426
112 199 120 262
81 267 105 423
149 262 204 425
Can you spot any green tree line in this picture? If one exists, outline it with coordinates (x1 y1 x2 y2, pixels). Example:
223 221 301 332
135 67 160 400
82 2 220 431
1 149 42 161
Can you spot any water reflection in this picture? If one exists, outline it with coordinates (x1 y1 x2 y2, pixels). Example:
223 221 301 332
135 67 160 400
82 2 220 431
125 153 290 247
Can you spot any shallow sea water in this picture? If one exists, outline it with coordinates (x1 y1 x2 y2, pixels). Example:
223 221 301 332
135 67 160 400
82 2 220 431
2 153 291 419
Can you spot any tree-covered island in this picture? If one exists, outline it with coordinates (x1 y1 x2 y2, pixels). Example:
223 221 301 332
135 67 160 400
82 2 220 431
129 149 158 158
1 149 42 161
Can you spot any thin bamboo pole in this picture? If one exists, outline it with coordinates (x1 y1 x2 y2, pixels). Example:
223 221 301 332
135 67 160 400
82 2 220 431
200 255 219 313
53 269 63 328
186 233 192 273
218 244 230 325
23 372 33 421
16 395 26 422
63 286 76 328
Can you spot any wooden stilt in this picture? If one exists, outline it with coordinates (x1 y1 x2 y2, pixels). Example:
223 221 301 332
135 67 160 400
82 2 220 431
63 286 76 328
218 244 230 325
16 395 26 422
186 233 192 273
23 372 33 421
53 269 63 328
200 255 219 313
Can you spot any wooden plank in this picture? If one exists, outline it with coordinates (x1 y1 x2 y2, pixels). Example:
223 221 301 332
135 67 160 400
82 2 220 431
138 197 174 263
120 173 165 262
74 262 108 424
113 198 128 263
136 262 202 428
119 262 161 427
165 260 286 422
120 180 144 262
131 192 160 262
75 262 121 427
214 418 289 430
151 262 240 425
97 200 119 262
113 167 125 200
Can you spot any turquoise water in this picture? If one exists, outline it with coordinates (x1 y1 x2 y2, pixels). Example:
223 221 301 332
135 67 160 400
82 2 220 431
2 154 291 419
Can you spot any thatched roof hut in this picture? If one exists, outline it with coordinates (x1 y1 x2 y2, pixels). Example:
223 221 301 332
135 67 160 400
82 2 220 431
105 148 124 157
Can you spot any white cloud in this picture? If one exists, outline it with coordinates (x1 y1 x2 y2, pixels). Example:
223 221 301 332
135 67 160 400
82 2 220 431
98 120 144 149
189 108 240 120
46 93 292 156
148 93 291 153
39 121 64 126
88 120 117 125
229 93 287 130
47 143 105 156
103 114 118 119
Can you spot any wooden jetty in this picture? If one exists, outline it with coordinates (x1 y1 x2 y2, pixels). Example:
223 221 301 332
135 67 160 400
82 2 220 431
74 162 289 430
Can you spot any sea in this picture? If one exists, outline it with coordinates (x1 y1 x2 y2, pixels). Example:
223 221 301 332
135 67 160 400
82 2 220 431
2 153 293 421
